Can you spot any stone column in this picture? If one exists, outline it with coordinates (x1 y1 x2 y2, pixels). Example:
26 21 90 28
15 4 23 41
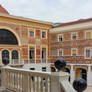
70 65 75 84
87 65 92 86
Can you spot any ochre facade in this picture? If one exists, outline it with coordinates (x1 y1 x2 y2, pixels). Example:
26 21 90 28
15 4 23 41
50 21 92 64
0 14 52 64
50 20 92 84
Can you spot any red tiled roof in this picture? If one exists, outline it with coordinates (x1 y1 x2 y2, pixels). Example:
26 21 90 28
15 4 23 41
0 5 9 14
54 18 92 28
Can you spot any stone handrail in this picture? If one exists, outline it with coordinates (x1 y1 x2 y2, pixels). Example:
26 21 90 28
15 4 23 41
1 66 75 92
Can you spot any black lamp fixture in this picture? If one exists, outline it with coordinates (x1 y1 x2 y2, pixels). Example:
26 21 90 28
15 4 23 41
73 78 87 92
54 58 66 71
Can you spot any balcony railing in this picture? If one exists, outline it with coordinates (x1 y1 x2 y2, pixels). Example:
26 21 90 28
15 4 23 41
1 66 75 92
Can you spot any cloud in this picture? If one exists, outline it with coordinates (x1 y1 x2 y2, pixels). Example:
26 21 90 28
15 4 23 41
0 0 92 23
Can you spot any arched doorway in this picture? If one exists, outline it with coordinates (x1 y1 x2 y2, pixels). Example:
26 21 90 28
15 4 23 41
2 50 9 64
76 68 87 81
12 50 19 64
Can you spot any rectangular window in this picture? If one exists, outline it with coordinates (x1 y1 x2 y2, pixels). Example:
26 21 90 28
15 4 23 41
58 34 63 42
42 32 46 38
29 31 34 37
71 48 77 56
71 32 78 40
29 28 35 37
42 48 46 62
29 48 35 62
58 49 63 56
85 48 91 58
86 32 91 39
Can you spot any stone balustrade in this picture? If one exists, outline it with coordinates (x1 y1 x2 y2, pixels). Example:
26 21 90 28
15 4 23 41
1 66 75 92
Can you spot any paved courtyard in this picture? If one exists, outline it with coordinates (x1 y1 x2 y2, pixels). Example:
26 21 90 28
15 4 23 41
84 86 92 92
0 86 92 92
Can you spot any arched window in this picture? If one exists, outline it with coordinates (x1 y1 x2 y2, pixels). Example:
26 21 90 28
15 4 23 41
0 29 18 45
12 50 19 59
2 50 9 64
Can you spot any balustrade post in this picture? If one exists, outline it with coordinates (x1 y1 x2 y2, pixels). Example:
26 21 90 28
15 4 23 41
87 65 92 86
51 72 75 92
70 65 75 84
1 67 6 89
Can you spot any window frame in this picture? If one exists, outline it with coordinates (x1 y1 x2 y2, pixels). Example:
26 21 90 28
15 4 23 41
71 32 78 40
41 30 47 39
28 28 35 38
58 34 63 42
58 49 63 56
84 48 91 59
85 31 92 40
71 48 78 56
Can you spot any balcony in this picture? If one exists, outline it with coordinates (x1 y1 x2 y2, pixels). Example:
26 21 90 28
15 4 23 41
0 66 75 92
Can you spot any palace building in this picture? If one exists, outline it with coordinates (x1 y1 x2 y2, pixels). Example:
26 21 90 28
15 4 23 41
50 19 92 86
0 5 52 65
1 4 92 86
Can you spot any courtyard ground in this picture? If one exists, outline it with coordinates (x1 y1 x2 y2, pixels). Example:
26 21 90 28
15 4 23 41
84 86 92 92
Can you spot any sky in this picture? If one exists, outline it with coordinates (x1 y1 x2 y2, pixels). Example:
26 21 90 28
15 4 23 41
0 0 92 23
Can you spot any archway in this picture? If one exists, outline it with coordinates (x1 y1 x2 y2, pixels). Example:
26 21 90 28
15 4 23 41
76 68 87 81
0 29 18 45
0 29 20 64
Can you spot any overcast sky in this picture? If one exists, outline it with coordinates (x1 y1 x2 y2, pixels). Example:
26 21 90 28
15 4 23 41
0 0 92 23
